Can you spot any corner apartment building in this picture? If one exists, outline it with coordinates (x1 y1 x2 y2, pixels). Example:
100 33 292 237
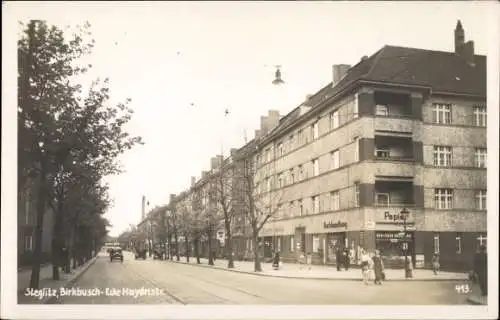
247 21 486 270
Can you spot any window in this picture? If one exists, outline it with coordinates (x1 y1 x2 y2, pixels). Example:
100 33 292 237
298 129 304 145
354 183 360 207
298 165 304 180
24 235 33 251
25 188 31 224
433 146 452 167
474 106 487 127
256 154 261 165
330 111 339 129
290 236 294 252
312 122 319 139
331 191 340 211
249 238 253 251
456 233 462 254
375 148 390 158
376 105 388 116
311 196 319 214
277 172 284 188
289 201 295 217
433 233 440 254
277 142 284 156
313 235 320 253
265 178 271 192
289 169 295 184
331 150 340 169
376 193 390 206
477 233 487 248
434 188 453 209
475 148 487 168
298 199 303 216
353 93 359 118
475 190 487 210
353 136 359 162
277 237 281 251
312 158 319 176
289 134 295 149
432 103 451 124
266 148 271 162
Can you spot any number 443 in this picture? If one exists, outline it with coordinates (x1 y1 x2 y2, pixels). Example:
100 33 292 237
455 284 471 294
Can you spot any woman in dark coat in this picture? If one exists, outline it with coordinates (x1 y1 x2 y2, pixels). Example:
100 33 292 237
372 250 384 285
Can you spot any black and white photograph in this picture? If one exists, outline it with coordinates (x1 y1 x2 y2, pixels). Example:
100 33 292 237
1 1 498 319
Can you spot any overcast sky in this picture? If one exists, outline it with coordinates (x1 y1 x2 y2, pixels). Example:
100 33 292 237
6 2 494 237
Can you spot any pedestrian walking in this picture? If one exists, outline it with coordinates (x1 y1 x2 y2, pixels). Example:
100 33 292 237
360 250 371 285
306 252 312 270
473 245 487 296
432 254 440 275
343 247 350 271
372 250 384 285
272 251 280 270
335 247 342 271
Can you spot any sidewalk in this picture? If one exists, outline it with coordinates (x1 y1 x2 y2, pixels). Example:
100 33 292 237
168 256 468 281
17 256 98 304
466 283 488 305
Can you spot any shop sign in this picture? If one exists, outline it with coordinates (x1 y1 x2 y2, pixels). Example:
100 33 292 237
376 232 412 240
323 220 348 229
383 211 411 222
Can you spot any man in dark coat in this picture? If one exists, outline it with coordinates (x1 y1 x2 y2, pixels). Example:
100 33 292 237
473 245 487 296
335 247 342 271
343 247 350 271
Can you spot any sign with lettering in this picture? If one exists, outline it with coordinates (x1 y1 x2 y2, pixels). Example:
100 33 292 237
323 220 348 229
376 231 412 240
383 211 411 221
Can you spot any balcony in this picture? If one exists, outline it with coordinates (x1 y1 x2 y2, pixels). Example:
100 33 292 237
373 91 414 133
373 181 415 207
374 135 414 162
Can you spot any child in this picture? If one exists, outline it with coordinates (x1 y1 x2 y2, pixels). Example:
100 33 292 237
432 254 440 275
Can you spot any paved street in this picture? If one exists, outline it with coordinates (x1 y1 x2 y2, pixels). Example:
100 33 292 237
52 251 473 305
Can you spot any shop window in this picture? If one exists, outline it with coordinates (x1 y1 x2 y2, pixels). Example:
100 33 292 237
476 233 487 249
313 235 320 253
455 233 462 254
433 233 440 254
290 236 294 252
354 183 360 207
24 235 33 251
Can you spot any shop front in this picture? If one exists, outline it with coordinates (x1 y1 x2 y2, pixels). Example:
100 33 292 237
375 230 415 268
323 220 348 265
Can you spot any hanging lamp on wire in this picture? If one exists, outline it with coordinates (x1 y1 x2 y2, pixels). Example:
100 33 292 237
272 65 285 85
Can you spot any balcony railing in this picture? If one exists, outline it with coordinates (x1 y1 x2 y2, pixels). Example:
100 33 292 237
374 151 414 162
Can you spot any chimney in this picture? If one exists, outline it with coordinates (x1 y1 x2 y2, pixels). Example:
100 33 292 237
360 55 369 61
191 176 196 187
216 155 223 167
267 110 280 131
454 20 475 66
169 194 176 203
201 171 209 179
210 157 218 170
260 116 269 135
332 64 351 86
254 129 261 139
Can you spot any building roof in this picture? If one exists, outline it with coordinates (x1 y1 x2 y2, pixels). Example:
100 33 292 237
265 44 486 142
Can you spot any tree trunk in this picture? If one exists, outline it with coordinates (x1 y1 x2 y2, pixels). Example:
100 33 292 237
167 232 173 260
194 235 201 264
174 227 180 261
29 169 47 289
51 192 65 281
208 227 214 266
224 220 234 269
185 233 190 263
252 230 262 272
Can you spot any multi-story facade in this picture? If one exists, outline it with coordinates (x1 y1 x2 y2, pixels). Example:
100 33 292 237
248 20 486 270
18 178 54 266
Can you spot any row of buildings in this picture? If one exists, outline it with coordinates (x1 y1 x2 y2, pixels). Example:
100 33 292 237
137 21 487 270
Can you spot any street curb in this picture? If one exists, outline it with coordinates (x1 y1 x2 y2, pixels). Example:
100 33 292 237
166 260 467 282
42 256 98 304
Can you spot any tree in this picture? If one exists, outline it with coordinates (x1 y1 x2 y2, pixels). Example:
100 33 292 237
235 143 283 272
213 156 236 268
177 197 193 263
190 186 206 264
205 179 223 266
18 20 143 288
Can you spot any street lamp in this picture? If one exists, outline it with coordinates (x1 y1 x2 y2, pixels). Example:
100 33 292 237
400 207 413 279
272 65 285 85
